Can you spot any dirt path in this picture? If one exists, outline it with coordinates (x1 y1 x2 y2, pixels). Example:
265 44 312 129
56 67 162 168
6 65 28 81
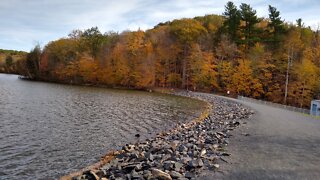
200 95 320 180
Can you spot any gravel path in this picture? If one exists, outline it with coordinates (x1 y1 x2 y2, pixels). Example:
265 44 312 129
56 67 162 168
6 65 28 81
200 95 320 180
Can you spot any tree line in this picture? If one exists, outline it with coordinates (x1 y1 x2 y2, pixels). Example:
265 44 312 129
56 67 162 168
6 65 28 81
17 2 320 108
0 49 27 74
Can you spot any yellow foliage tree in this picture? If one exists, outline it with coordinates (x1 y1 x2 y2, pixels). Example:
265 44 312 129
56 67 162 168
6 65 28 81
188 44 217 91
231 59 263 97
294 48 318 107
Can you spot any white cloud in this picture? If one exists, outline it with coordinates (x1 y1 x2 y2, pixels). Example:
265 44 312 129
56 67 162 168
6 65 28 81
0 0 319 51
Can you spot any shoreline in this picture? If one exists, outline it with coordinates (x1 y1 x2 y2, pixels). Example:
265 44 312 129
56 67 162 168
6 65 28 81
64 92 253 180
13 73 228 96
60 91 212 180
3 74 252 179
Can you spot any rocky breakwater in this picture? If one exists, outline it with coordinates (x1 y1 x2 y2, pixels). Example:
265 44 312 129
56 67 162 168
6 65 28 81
71 92 253 180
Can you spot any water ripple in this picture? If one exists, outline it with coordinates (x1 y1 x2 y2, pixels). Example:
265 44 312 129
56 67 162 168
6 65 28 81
0 74 205 179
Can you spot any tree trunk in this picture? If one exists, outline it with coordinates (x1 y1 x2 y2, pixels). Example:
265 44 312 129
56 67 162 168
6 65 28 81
300 80 305 108
182 45 187 89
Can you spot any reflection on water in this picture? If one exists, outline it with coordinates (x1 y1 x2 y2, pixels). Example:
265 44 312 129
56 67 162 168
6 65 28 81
0 74 205 179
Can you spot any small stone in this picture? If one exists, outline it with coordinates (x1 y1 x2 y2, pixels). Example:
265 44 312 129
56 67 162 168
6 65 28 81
174 162 184 171
233 121 240 126
115 153 126 159
81 170 99 180
213 164 220 169
185 172 196 179
221 152 231 156
145 152 154 161
188 160 197 168
151 168 172 180
130 151 139 159
95 170 107 177
217 132 226 137
169 171 184 178
200 149 206 157
123 163 140 173
131 170 143 179
204 138 214 144
193 150 199 157
187 158 204 169
135 163 143 171
223 139 229 145
180 157 191 164
197 159 204 167
123 144 135 152
212 144 219 150
143 170 152 179
207 155 218 162
178 145 188 152
163 161 174 170
186 143 193 148
160 154 171 163
170 140 180 150
242 133 250 136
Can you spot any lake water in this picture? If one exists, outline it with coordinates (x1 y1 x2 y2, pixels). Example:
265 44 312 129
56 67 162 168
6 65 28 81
0 74 205 179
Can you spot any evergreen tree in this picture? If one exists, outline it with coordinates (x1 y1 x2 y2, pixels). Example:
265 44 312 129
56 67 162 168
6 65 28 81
268 5 284 47
81 27 106 58
239 3 260 49
223 1 241 42
296 18 304 28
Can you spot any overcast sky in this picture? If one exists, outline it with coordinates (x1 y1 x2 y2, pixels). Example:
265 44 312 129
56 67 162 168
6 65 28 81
0 0 319 51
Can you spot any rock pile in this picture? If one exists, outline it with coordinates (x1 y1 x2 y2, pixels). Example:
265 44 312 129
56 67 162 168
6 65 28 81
72 92 253 180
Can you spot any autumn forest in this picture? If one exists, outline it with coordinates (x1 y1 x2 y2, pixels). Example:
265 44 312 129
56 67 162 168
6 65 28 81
5 2 320 108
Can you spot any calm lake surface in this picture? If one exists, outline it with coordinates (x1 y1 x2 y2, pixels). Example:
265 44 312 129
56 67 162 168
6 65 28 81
0 74 206 179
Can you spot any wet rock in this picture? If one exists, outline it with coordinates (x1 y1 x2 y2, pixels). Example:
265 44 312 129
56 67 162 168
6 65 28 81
75 171 99 180
95 170 107 177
